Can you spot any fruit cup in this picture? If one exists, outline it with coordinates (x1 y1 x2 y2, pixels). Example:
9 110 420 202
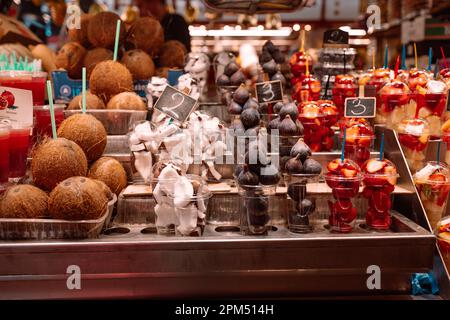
0 123 10 186
414 161 450 230
379 80 412 127
0 71 47 106
438 68 450 89
325 158 362 233
292 74 321 103
411 80 448 138
362 158 398 230
332 74 358 116
396 118 430 173
284 173 320 233
33 104 65 143
8 123 31 181
442 120 450 164
435 217 450 272
289 51 312 86
340 118 375 168
367 68 391 114
298 101 336 152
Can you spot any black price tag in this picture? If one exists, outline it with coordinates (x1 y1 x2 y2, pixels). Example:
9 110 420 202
344 97 376 118
323 29 349 45
153 85 198 124
255 80 283 104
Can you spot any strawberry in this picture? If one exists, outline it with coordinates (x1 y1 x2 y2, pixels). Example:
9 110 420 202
366 159 386 173
327 160 340 172
342 168 357 178
429 173 446 182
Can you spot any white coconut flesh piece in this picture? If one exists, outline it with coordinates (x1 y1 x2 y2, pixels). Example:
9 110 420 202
157 165 181 195
173 176 194 208
175 203 198 235
155 203 177 227
206 160 221 181
133 151 153 183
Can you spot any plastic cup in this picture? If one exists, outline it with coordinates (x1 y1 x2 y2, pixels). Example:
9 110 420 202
332 74 357 116
289 51 312 85
0 71 47 106
8 123 31 180
33 104 65 143
284 173 320 233
325 158 362 233
443 132 450 165
0 123 10 185
361 159 399 231
379 80 412 127
396 118 430 173
414 161 450 229
292 74 321 103
237 184 276 235
435 217 450 272
339 118 375 168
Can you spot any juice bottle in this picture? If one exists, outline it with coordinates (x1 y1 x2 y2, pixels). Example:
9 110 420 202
9 124 31 179
33 105 65 143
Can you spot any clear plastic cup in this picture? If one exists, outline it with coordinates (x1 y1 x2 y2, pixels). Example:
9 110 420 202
435 216 450 271
0 123 10 185
289 50 313 84
361 158 399 231
443 131 450 165
0 71 47 106
339 118 375 168
396 118 430 173
292 74 321 103
284 173 320 233
332 74 358 116
8 122 31 180
325 158 362 233
379 80 412 127
414 161 450 230
33 104 65 143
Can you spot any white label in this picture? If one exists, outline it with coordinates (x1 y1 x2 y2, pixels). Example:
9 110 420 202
0 86 33 126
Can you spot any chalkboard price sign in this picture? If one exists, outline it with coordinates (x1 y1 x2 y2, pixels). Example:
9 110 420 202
255 80 283 104
154 85 198 124
323 29 349 45
344 97 376 118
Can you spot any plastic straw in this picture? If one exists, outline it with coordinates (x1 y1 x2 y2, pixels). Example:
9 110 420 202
341 128 346 163
384 46 388 69
343 50 346 74
305 51 309 77
401 45 406 70
82 67 86 113
441 47 448 69
379 133 385 161
323 74 331 99
437 141 441 164
428 47 433 71
300 29 305 52
394 56 400 79
46 80 57 140
414 43 418 69
113 20 121 62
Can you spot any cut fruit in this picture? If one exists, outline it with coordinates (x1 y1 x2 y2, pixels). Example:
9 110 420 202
327 160 340 172
430 173 447 182
342 168 357 178
366 159 386 173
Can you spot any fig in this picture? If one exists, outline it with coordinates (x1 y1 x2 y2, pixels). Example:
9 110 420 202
273 102 284 114
224 62 240 77
271 71 286 87
263 40 277 54
237 165 259 187
285 154 304 174
288 183 306 202
243 97 259 110
216 74 231 86
230 70 246 86
278 114 298 136
240 107 261 130
279 102 298 120
273 51 285 64
296 120 304 136
259 50 272 64
298 198 314 216
262 59 277 76
258 103 268 114
228 101 243 115
303 158 322 175
233 86 250 105
290 138 311 162
268 117 280 132
280 156 291 171
259 165 281 185
247 196 268 214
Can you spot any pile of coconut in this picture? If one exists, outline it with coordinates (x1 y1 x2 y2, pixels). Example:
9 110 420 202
0 114 127 224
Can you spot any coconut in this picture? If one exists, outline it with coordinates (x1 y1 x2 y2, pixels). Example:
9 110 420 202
121 49 155 80
0 185 48 219
155 67 169 78
68 14 92 48
67 91 106 110
158 40 187 68
92 179 114 201
57 113 107 162
48 176 108 220
88 157 127 195
31 138 88 191
83 47 113 77
125 17 164 57
106 92 146 111
87 11 125 49
55 42 86 79
89 60 133 103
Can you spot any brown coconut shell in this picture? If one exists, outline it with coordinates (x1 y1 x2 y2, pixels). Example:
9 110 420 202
83 47 113 78
88 157 127 196
89 60 133 103
31 138 88 192
48 176 108 220
67 14 92 48
121 49 155 80
67 91 105 110
106 92 147 111
155 67 169 78
158 40 187 68
92 179 114 201
125 17 164 57
0 185 49 219
87 11 126 49
55 42 86 79
57 113 107 162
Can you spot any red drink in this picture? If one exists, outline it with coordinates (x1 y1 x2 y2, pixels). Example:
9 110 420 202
0 124 10 184
361 158 398 230
9 125 31 179
33 105 65 143
332 74 357 116
325 158 361 233
0 71 47 106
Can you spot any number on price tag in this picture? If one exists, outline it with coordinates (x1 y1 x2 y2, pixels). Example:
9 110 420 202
255 80 283 104
153 85 198 124
344 97 376 118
